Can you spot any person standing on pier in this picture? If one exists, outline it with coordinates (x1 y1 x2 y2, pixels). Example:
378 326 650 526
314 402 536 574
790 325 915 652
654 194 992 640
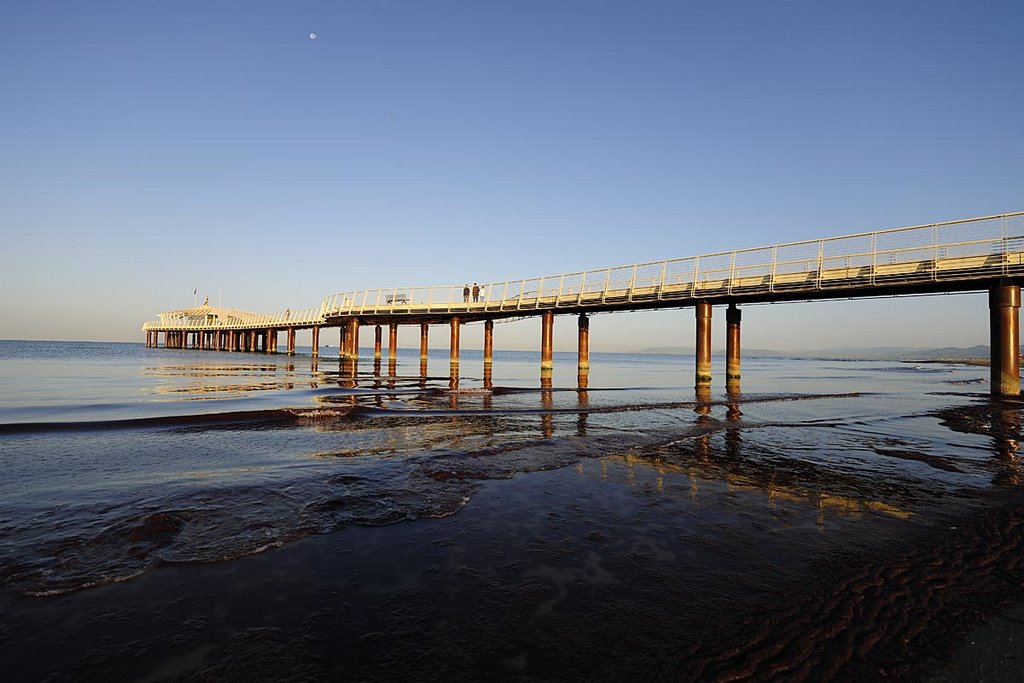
463 284 470 303
472 283 480 302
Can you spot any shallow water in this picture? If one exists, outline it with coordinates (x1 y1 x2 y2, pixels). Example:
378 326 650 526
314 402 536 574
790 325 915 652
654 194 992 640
1 340 1021 680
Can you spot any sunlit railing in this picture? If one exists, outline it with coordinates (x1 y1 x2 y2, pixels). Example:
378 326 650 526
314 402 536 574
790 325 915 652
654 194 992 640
144 212 1023 331
319 212 1024 318
142 307 322 331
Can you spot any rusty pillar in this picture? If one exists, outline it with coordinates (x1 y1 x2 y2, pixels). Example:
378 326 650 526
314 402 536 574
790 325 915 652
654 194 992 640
375 325 383 360
541 311 554 371
349 319 360 359
388 323 398 361
726 303 741 390
287 328 295 355
990 283 1021 397
420 324 429 360
311 326 320 357
695 301 712 390
228 330 235 352
577 313 589 373
339 323 349 358
484 320 494 366
449 317 461 367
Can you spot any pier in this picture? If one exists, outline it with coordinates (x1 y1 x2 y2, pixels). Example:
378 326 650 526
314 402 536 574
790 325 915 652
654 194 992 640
143 212 1024 396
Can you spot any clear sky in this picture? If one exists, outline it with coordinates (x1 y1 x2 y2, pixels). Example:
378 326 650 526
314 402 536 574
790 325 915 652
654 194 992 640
1 1 1021 352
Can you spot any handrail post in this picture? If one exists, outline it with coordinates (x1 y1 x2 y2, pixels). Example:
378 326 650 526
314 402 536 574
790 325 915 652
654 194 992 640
627 265 638 302
691 257 700 297
728 251 737 295
870 233 877 286
577 272 587 305
556 275 565 307
657 261 667 300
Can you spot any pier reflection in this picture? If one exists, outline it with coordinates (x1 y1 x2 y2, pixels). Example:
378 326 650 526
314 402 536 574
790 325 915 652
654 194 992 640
540 369 553 437
993 402 1022 486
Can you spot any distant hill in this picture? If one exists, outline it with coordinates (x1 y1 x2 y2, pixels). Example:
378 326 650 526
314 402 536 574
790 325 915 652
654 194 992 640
636 345 990 360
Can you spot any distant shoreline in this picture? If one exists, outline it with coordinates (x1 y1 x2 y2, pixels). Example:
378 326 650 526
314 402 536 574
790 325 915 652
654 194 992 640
904 358 990 367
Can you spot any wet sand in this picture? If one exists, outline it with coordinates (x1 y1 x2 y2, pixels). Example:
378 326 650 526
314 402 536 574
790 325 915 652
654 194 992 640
4 453 1024 682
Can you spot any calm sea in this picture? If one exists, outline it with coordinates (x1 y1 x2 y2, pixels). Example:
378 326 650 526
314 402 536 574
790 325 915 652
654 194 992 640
1 339 1021 680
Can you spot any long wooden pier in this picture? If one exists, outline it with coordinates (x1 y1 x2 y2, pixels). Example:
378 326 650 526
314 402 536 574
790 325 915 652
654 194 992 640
143 212 1024 396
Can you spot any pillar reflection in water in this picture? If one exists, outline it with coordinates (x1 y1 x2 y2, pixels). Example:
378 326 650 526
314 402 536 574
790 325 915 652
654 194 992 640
694 386 713 460
541 369 554 437
448 365 459 409
340 357 358 388
309 360 319 388
577 385 589 437
993 401 1022 486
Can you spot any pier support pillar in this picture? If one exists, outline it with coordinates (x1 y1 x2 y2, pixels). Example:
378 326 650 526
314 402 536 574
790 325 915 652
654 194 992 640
577 314 589 372
990 283 1021 397
420 323 429 361
541 311 554 371
388 323 398 362
450 317 461 368
339 325 347 358
229 330 236 352
726 303 741 391
287 328 296 355
349 319 360 359
311 326 320 357
375 325 383 360
695 301 712 390
484 320 494 366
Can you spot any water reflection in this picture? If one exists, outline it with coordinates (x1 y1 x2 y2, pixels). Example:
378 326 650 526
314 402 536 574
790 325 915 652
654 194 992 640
541 369 553 437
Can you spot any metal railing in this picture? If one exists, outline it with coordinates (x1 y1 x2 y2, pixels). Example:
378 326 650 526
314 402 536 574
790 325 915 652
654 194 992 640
143 212 1023 331
318 212 1024 318
142 307 322 332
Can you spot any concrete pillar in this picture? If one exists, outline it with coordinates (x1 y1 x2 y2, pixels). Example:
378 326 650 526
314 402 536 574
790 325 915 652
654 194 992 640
339 323 348 358
311 326 320 357
375 325 383 360
695 301 712 390
484 320 494 366
388 323 398 361
726 303 741 390
420 324 429 360
990 283 1021 397
287 328 296 355
541 311 554 371
450 317 461 367
577 314 589 373
228 330 235 352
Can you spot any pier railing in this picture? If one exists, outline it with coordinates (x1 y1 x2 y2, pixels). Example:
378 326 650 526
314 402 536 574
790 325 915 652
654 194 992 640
319 212 1024 317
143 212 1023 331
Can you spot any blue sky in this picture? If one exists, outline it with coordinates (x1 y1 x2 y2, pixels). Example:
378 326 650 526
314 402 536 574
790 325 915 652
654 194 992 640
1 0 1021 351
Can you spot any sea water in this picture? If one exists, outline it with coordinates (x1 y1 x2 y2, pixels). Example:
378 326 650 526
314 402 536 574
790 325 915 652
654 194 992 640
0 339 1020 680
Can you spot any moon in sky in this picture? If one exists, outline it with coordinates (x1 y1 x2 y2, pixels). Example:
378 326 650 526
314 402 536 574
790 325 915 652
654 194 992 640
309 33 317 40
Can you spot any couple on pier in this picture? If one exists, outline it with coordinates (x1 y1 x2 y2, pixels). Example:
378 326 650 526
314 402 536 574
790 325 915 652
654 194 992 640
463 283 483 303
